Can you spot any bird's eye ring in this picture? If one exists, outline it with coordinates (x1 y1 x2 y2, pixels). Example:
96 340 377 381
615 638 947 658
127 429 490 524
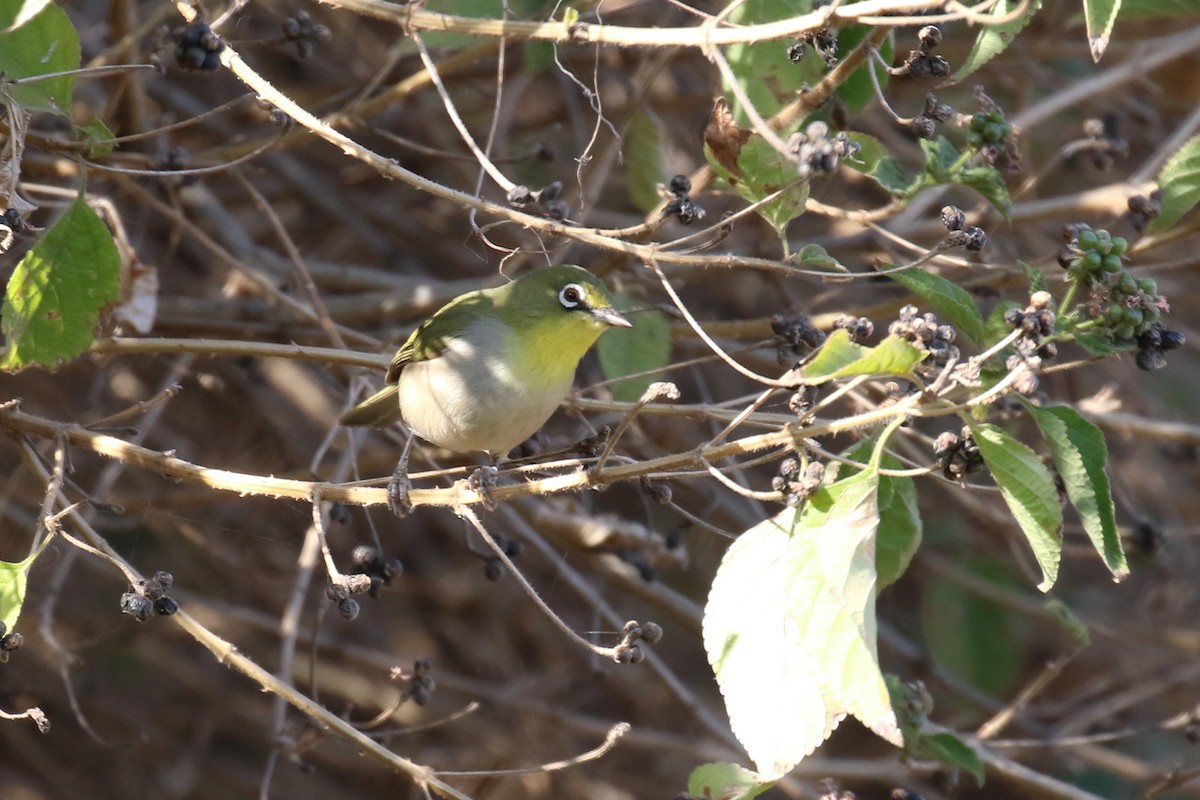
559 283 584 309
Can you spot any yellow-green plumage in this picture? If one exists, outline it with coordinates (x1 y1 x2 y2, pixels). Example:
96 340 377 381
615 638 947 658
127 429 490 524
340 265 629 456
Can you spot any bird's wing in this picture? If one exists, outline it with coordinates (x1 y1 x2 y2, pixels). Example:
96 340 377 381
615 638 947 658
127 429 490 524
384 290 490 384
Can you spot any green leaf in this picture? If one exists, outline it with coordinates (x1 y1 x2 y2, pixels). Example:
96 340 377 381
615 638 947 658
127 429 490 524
919 732 986 786
800 329 926 384
844 132 910 195
2 194 121 370
967 422 1063 591
792 243 846 273
0 0 80 114
0 555 33 631
886 267 987 346
920 136 961 181
1072 332 1132 356
1021 261 1050 295
1025 404 1127 580
704 458 902 778
922 559 1027 696
953 0 1042 81
843 439 922 590
1149 134 1200 233
687 763 773 800
1084 0 1122 62
522 39 555 74
596 297 671 403
722 0 816 125
958 165 1011 216
834 26 891 115
1118 0 1200 17
625 108 665 214
80 116 116 158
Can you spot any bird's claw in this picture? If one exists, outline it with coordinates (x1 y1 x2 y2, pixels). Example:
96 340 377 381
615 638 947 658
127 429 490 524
468 465 499 511
387 457 413 517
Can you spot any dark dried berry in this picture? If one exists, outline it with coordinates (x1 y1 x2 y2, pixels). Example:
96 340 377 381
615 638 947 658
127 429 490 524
909 116 937 139
154 596 179 616
1137 326 1163 349
338 597 360 620
786 40 806 63
665 196 705 225
640 621 664 644
0 632 23 651
917 25 942 50
940 205 965 231
668 174 692 196
1161 330 1186 351
963 226 987 251
120 592 154 622
484 559 505 582
1135 347 1167 371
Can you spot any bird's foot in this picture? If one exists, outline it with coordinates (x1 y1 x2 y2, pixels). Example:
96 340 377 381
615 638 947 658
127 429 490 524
387 455 414 517
468 465 499 511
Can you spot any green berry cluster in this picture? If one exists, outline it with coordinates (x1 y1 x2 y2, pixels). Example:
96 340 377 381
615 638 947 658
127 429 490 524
965 90 1021 172
1058 223 1183 370
967 107 1011 149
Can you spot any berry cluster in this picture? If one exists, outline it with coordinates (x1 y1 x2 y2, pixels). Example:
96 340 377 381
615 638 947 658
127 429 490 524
174 20 224 72
1127 189 1163 234
934 428 984 481
325 581 362 620
507 181 569 221
350 546 403 598
281 10 331 59
965 89 1021 172
1059 224 1182 370
833 315 875 343
613 619 663 664
0 621 23 663
663 174 705 225
939 204 987 251
787 27 838 67
120 571 179 622
907 92 955 139
890 25 950 79
772 313 827 362
392 658 436 706
888 305 960 375
1002 291 1058 393
772 458 825 507
787 121 859 178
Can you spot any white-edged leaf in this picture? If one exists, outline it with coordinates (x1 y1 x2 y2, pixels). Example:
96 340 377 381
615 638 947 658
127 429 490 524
1084 0 1122 62
704 460 902 778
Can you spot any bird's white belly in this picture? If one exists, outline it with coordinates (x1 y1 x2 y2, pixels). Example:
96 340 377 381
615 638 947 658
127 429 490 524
396 323 572 456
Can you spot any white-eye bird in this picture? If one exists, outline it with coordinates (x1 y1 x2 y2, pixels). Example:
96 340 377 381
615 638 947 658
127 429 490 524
340 265 630 498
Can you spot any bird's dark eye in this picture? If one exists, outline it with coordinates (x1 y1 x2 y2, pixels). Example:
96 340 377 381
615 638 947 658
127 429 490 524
559 283 584 309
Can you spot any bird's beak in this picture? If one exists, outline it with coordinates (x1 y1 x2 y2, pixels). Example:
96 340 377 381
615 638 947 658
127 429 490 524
592 306 632 328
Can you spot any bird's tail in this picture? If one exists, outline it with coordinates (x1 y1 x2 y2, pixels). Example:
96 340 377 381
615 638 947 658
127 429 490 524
339 384 402 427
